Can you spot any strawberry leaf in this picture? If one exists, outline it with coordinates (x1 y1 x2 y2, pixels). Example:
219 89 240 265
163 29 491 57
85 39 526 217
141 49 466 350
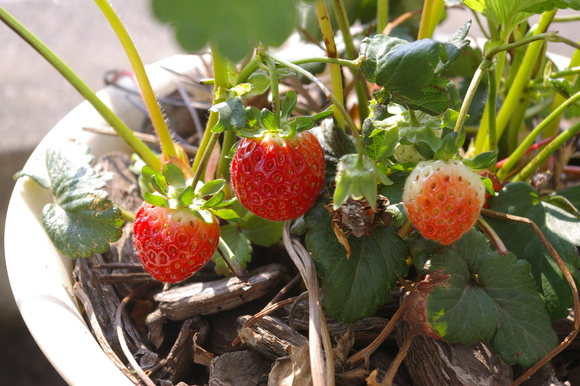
198 179 226 196
406 230 558 367
360 35 466 115
212 224 253 276
145 192 169 208
163 163 186 189
210 208 242 222
462 149 498 170
151 0 299 62
209 97 246 133
304 201 409 323
36 141 123 259
236 213 282 246
486 182 580 318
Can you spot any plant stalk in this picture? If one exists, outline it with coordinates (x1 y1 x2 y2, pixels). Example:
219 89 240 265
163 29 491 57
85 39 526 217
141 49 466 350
497 89 580 181
191 44 229 176
314 0 345 128
377 0 389 34
512 119 580 182
480 11 557 152
94 0 176 160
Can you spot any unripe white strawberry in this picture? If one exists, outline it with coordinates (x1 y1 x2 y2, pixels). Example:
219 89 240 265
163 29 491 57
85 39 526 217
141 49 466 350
403 160 485 245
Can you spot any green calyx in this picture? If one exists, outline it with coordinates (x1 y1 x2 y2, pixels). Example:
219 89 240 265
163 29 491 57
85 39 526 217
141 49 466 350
333 154 392 210
141 163 240 223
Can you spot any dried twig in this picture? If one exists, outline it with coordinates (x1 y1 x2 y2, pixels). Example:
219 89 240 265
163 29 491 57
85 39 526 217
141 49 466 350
366 330 415 386
481 208 580 386
73 284 140 384
283 221 334 386
347 303 407 367
115 284 158 386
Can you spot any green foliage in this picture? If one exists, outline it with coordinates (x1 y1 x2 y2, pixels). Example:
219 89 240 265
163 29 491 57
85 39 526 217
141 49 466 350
212 212 283 275
151 0 300 62
461 0 580 29
407 230 559 367
359 32 467 115
16 141 123 259
304 201 409 323
486 182 580 318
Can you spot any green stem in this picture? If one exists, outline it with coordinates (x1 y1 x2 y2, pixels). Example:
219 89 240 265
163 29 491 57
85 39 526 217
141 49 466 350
512 119 580 182
474 28 512 154
191 133 221 190
237 56 260 84
483 11 557 152
94 0 176 160
377 0 389 34
417 0 444 40
331 0 369 122
497 89 580 181
487 65 498 159
290 56 362 68
0 6 162 171
453 59 492 134
314 0 344 127
417 0 434 40
266 57 281 129
264 51 365 156
217 130 236 181
192 45 229 174
543 41 580 139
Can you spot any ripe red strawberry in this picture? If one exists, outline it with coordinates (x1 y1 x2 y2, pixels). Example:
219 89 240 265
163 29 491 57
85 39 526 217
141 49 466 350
230 131 325 221
403 160 485 245
133 203 220 283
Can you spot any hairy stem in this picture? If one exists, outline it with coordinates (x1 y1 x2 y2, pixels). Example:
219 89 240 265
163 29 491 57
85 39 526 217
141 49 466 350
94 0 176 160
191 44 229 175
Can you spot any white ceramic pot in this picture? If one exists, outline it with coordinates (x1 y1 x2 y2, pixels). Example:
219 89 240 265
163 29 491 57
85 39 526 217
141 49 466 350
4 55 209 385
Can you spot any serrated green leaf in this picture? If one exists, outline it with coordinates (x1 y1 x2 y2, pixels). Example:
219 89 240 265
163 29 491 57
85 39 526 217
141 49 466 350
305 202 409 323
198 179 226 196
211 208 242 221
15 140 94 189
260 109 277 132
482 178 497 196
407 230 558 367
486 182 580 318
202 190 225 209
281 90 297 121
163 163 186 188
212 225 252 276
40 142 123 259
178 186 195 207
247 72 270 97
434 131 460 161
462 149 498 170
209 97 246 133
555 184 580 211
240 213 283 247
144 192 169 208
149 172 168 196
542 195 580 219
360 36 467 115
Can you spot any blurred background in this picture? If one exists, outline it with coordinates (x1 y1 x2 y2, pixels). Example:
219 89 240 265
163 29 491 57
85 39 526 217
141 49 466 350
0 0 576 384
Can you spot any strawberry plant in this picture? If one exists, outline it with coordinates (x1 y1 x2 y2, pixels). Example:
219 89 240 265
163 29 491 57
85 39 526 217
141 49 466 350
4 0 580 384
